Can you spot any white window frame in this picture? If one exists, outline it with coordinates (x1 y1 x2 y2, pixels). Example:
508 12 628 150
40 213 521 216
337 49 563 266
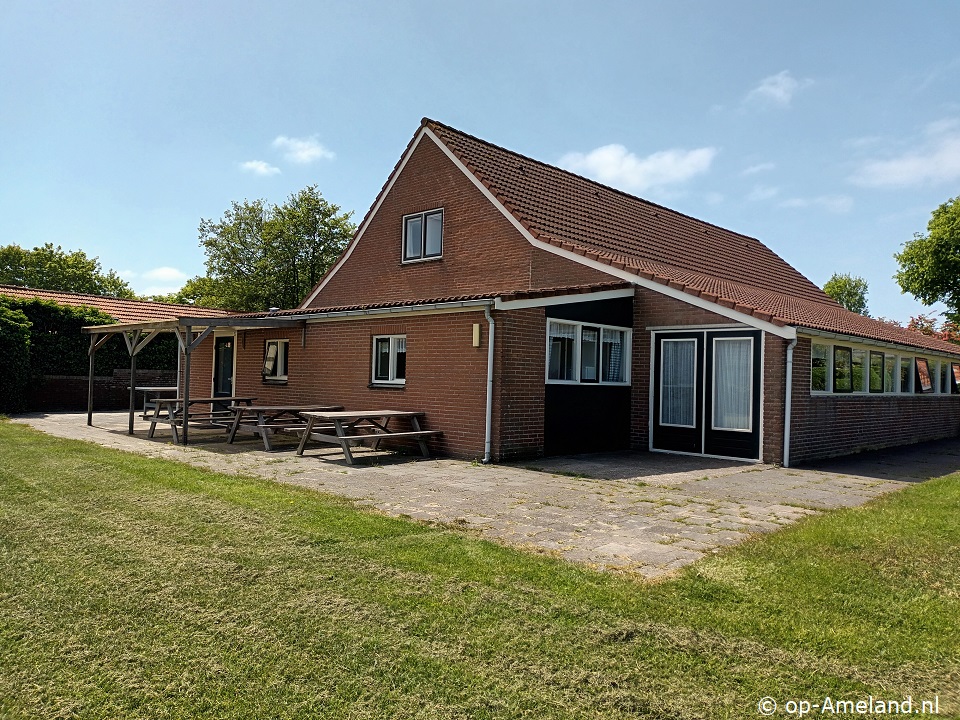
372 335 407 385
659 337 697 429
808 338 958 397
401 208 443 263
544 320 632 386
262 339 289 382
711 336 753 433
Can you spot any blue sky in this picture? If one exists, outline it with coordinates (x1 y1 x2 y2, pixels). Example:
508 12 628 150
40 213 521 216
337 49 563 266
2 1 959 321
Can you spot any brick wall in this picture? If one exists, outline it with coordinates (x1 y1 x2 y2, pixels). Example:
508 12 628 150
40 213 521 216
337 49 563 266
762 333 787 465
788 336 960 463
494 307 546 460
31 369 176 411
307 134 607 309
188 311 491 459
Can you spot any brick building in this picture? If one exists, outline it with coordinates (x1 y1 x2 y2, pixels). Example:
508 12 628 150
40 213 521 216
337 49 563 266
100 119 960 465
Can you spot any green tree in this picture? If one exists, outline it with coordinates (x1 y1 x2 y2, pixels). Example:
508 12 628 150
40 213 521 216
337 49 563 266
895 196 960 324
0 243 135 298
186 186 354 311
823 272 869 315
0 304 31 413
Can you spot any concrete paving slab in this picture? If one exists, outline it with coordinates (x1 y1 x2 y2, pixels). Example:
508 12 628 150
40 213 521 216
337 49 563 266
11 411 960 578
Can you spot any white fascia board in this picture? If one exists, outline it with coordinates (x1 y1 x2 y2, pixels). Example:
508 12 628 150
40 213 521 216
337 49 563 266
423 127 797 341
299 129 430 309
798 327 960 359
494 287 635 311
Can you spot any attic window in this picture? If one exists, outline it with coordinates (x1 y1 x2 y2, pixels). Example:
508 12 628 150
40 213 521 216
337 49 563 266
402 209 443 262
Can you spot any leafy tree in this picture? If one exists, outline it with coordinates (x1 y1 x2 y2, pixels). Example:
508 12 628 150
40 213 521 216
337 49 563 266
186 186 354 311
895 196 960 323
0 243 135 298
823 272 869 315
907 313 960 345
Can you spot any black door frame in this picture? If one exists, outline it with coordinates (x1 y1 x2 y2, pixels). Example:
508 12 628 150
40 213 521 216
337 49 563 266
651 328 762 461
212 334 235 400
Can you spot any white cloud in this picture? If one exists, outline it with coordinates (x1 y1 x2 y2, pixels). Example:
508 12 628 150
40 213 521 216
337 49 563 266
142 266 188 283
240 160 281 176
272 135 335 164
779 195 853 213
559 144 717 193
705 192 724 205
741 162 775 176
747 185 779 202
745 71 812 108
849 119 960 187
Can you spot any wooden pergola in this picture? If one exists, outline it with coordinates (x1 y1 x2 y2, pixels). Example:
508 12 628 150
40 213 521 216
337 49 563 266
81 315 305 444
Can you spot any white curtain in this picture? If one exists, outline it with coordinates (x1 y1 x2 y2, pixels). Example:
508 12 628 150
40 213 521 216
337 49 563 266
602 329 624 382
548 322 577 380
661 339 695 427
713 338 751 431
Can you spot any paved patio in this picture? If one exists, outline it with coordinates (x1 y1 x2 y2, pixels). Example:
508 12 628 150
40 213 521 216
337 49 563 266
13 411 960 577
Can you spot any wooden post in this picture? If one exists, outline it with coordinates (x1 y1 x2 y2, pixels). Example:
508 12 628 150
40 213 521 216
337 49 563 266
87 334 97 426
183 326 191 446
127 330 140 435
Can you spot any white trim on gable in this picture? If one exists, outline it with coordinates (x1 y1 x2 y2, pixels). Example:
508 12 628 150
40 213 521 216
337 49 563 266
299 128 431 308
494 287 635 311
422 127 796 341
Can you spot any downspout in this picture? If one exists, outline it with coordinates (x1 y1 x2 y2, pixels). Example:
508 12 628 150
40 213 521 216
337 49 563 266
483 303 495 464
783 337 797 468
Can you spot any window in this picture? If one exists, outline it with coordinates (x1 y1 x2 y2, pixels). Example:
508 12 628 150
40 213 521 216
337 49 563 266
916 358 933 393
884 355 896 392
372 335 406 384
262 339 289 381
869 351 884 393
811 343 829 391
943 362 951 394
900 357 913 393
833 346 853 393
547 321 631 384
852 348 867 392
713 337 752 431
953 363 960 394
661 339 696 427
547 322 577 381
402 209 443 261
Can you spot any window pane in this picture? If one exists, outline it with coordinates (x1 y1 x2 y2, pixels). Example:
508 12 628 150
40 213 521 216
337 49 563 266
375 338 391 380
262 342 278 376
661 339 695 427
953 363 960 394
942 362 950 393
424 212 442 257
279 341 288 378
394 337 406 380
580 327 599 382
601 329 625 383
833 347 852 392
547 322 576 381
713 339 752 431
900 357 913 393
869 352 883 393
884 356 896 392
404 216 422 260
852 349 866 392
811 343 828 391
916 358 933 392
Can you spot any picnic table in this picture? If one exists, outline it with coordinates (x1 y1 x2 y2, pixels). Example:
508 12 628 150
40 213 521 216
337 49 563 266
146 396 255 445
127 385 178 414
226 404 344 451
296 410 442 465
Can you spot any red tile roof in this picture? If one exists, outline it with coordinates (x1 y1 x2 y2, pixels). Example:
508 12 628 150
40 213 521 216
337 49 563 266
0 285 235 324
424 119 960 356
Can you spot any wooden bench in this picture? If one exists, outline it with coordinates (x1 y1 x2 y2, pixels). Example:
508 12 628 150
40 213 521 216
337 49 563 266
226 405 343 451
296 410 442 464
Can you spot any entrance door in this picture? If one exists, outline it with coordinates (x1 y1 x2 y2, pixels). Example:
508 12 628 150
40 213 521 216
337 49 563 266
652 330 761 460
212 336 235 401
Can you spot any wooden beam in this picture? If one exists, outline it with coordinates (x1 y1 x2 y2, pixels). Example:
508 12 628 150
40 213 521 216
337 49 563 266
187 326 215 352
183 326 192 445
127 330 140 435
87 334 97 426
132 329 161 356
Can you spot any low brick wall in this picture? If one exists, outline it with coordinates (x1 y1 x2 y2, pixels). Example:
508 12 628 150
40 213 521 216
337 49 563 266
28 370 177 411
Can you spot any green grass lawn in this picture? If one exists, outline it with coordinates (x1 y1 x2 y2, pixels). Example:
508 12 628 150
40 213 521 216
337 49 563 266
1 420 958 719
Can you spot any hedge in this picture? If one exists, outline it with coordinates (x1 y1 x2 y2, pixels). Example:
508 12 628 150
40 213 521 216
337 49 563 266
0 305 31 413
